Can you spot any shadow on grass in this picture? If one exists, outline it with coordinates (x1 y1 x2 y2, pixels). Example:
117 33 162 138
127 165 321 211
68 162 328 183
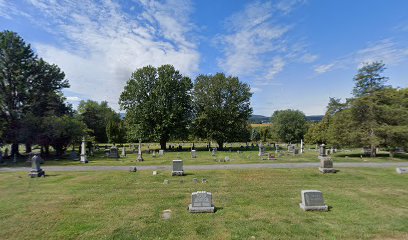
335 152 408 160
214 206 223 213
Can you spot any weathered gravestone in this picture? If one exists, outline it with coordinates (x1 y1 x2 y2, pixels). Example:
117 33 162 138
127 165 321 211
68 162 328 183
319 155 336 173
159 150 164 156
69 150 78 160
319 144 327 157
396 168 408 174
188 191 215 213
121 147 126 157
211 148 217 156
193 178 198 183
29 154 45 178
172 160 184 176
299 190 328 211
152 151 156 158
137 142 144 162
108 146 120 158
191 150 197 158
258 143 265 156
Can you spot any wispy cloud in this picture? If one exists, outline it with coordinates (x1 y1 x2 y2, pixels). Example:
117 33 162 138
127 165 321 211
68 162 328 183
216 0 315 87
66 96 81 102
1 0 199 110
315 39 408 74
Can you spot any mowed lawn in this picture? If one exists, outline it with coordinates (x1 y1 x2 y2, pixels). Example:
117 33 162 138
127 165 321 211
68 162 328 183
0 168 407 239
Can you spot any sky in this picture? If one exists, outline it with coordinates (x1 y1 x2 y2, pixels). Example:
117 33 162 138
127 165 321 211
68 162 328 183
1 0 408 116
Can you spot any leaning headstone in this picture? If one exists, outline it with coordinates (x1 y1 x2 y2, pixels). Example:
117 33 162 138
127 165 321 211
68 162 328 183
159 150 164 156
299 190 328 211
396 168 408 174
80 137 88 163
29 154 45 178
191 150 197 158
129 166 137 172
171 160 184 176
188 191 215 213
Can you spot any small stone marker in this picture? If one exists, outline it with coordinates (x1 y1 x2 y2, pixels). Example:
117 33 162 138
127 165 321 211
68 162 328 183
211 148 217 156
80 137 88 163
191 150 197 158
318 155 336 173
299 190 328 211
29 154 45 178
396 167 408 174
129 166 137 172
202 178 207 183
163 179 169 184
162 209 172 220
225 156 230 162
188 191 215 213
153 171 157 175
152 151 156 158
172 160 184 176
193 178 198 183
159 150 164 156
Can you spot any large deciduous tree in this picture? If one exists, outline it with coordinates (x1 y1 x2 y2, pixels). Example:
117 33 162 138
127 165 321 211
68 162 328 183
193 73 252 149
77 100 119 143
270 109 307 143
119 65 193 149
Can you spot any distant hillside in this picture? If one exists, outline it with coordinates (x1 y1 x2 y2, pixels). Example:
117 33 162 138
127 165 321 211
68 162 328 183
249 114 323 124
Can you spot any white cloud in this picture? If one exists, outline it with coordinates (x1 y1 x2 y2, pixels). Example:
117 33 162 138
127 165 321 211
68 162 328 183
4 0 199 110
66 96 81 102
315 39 408 74
216 0 314 86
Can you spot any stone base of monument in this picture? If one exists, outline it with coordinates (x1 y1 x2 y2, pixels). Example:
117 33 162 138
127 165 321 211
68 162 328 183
299 203 328 211
318 167 337 173
80 155 88 163
396 167 408 174
188 204 215 213
29 169 45 178
172 171 184 176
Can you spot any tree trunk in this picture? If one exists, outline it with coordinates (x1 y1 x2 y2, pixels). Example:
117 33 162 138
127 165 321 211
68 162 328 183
217 141 224 150
45 145 50 156
25 143 32 153
11 143 19 158
160 139 167 150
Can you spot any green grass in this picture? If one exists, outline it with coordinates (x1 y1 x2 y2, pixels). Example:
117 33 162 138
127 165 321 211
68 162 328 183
0 168 407 239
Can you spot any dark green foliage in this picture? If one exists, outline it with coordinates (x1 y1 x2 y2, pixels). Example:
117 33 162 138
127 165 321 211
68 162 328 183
193 73 252 149
119 65 193 149
250 128 260 142
78 100 119 143
352 61 389 97
106 119 126 144
270 109 307 143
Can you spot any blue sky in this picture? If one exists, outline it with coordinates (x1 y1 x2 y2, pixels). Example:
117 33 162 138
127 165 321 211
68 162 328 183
1 0 408 116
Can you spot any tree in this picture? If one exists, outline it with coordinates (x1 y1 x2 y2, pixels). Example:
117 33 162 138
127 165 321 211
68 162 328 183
352 61 389 97
250 128 261 142
78 100 119 143
106 119 126 145
270 109 307 143
0 31 37 157
193 73 252 149
119 65 193 149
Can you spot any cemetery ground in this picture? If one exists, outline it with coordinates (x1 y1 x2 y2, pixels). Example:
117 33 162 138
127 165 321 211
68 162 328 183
0 168 407 239
1 143 408 168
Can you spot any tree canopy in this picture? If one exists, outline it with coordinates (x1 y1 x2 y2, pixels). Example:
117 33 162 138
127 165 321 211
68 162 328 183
270 109 307 143
119 65 193 149
192 73 252 149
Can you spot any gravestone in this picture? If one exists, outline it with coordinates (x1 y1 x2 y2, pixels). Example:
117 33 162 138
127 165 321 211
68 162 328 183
137 142 144 162
319 144 327 157
159 150 164 156
299 190 328 211
300 139 304 154
121 147 126 157
69 150 78 160
108 146 120 158
225 156 230 162
152 151 156 158
318 149 336 174
193 178 198 183
212 148 217 156
29 154 45 178
188 191 215 213
191 150 197 158
258 143 265 156
129 166 137 172
202 178 207 183
163 179 169 184
80 137 88 163
268 153 276 160
153 171 157 175
172 160 184 176
396 168 408 174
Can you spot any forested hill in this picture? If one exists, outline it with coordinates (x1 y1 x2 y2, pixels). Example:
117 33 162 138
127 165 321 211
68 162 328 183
249 114 323 123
